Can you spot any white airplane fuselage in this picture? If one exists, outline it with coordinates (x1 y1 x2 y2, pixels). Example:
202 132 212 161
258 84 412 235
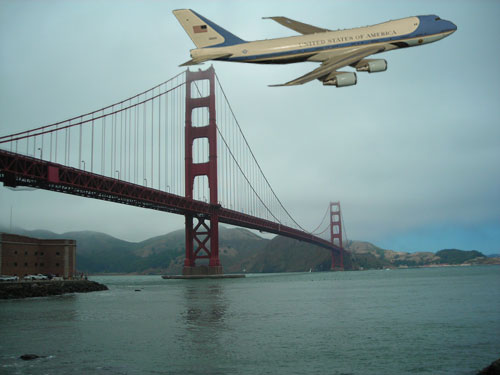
174 10 456 86
189 15 456 64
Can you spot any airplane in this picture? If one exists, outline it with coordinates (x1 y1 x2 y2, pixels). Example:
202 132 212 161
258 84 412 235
173 9 457 87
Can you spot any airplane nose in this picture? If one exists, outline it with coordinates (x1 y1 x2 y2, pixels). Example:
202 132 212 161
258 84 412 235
447 20 457 33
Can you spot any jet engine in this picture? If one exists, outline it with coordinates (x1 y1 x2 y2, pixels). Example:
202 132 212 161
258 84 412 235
354 59 388 73
322 71 357 87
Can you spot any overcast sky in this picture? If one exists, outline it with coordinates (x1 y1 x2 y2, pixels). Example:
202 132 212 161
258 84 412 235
1 0 499 254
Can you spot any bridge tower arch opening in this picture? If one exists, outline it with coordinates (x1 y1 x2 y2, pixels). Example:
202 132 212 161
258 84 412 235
183 66 222 276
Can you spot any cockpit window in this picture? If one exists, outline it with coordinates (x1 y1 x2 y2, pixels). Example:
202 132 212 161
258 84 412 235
435 17 441 21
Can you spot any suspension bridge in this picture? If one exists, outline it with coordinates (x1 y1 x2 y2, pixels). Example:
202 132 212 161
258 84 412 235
0 67 345 275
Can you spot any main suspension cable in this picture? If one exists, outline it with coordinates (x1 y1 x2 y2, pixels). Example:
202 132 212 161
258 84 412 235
214 73 308 232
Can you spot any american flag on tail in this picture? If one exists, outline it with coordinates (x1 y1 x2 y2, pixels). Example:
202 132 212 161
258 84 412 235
193 25 207 33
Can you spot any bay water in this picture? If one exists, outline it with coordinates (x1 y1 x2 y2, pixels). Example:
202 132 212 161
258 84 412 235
1 266 499 374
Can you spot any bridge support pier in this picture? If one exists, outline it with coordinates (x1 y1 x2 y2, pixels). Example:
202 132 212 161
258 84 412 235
183 215 222 276
182 66 223 276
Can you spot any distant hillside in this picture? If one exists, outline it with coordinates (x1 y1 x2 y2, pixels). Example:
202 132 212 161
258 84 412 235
1 225 496 273
0 226 270 274
241 236 333 273
345 242 490 269
436 249 485 264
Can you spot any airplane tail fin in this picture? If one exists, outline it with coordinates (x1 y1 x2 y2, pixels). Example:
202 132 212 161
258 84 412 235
173 9 246 48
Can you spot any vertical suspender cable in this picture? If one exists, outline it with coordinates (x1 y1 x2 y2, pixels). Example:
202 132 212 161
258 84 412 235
91 117 94 173
143 101 146 185
102 112 106 175
128 100 131 182
158 87 161 190
151 95 154 188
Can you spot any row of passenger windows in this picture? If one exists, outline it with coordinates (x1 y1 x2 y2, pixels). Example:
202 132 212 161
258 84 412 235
12 262 60 267
13 250 61 256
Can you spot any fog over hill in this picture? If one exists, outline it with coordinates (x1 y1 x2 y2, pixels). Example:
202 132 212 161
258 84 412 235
1 226 497 274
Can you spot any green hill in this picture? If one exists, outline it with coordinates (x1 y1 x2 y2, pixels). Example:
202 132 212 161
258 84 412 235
1 226 493 273
241 236 331 273
435 249 485 264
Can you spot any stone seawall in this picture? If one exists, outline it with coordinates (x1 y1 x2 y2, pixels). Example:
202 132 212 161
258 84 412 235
0 280 108 299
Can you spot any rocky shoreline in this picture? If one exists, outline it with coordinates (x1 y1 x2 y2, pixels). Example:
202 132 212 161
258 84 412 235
0 280 108 299
478 357 500 374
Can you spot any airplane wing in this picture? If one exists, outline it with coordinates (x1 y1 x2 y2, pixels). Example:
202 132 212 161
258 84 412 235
263 16 330 35
270 46 385 86
180 53 232 67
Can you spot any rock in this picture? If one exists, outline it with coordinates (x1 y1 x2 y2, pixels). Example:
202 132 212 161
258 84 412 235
0 280 108 299
478 358 500 375
20 354 41 360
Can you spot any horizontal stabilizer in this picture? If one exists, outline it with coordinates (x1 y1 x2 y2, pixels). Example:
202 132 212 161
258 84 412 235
180 53 232 67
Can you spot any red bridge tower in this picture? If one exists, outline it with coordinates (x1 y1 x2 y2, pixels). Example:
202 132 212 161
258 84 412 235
183 67 222 276
330 201 344 270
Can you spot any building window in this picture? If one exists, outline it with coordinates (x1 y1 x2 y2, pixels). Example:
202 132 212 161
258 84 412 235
35 252 38 256
25 251 28 255
35 263 38 266
56 263 60 267
14 250 18 255
40 263 44 267
24 262 28 267
14 262 18 267
56 252 60 256
40 252 44 256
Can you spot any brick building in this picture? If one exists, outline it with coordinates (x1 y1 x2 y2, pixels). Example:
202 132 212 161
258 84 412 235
0 233 76 279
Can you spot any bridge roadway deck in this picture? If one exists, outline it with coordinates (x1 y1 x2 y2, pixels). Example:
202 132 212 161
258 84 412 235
0 150 340 252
